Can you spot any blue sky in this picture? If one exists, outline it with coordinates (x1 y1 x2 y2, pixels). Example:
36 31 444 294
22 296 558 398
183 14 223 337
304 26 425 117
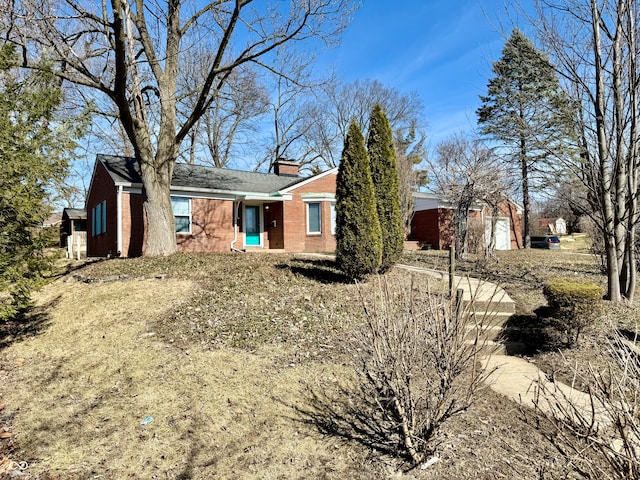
318 1 525 147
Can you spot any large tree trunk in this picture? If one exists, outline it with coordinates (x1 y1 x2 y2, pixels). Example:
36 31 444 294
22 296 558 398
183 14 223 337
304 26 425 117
520 137 531 248
622 1 638 302
140 158 177 256
591 0 622 302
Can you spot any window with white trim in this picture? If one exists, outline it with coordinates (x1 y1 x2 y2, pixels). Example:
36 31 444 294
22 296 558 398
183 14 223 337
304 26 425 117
307 202 321 234
171 197 191 234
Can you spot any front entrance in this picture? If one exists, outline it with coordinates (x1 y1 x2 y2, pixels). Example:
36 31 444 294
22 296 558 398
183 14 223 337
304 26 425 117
244 205 261 247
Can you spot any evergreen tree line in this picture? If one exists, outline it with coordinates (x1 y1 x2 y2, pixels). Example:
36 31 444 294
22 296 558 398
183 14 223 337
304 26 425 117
335 104 405 281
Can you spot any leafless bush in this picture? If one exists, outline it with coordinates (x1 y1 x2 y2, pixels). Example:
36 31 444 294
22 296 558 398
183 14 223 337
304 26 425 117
349 276 495 467
531 329 640 479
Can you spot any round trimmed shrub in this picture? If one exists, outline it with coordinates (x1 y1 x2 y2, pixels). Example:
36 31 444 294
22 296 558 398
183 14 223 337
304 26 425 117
543 278 604 346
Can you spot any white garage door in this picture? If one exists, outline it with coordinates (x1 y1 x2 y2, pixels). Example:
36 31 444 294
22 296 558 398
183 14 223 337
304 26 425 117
485 217 511 250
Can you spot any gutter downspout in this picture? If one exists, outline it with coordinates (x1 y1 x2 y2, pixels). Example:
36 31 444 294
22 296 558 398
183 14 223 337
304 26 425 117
230 199 244 252
117 185 123 256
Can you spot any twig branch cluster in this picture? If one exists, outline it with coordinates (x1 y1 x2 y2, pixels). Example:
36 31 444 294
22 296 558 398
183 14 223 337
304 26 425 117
351 276 495 467
532 332 640 479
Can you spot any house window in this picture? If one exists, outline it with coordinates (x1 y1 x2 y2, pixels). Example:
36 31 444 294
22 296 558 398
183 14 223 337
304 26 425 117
307 202 321 234
171 196 191 234
92 201 106 237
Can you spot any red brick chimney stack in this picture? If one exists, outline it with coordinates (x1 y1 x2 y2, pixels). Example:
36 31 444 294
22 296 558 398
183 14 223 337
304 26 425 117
273 158 300 176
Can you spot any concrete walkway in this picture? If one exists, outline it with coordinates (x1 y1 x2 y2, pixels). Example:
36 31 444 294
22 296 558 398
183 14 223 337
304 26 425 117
396 262 604 422
301 254 602 420
396 264 513 304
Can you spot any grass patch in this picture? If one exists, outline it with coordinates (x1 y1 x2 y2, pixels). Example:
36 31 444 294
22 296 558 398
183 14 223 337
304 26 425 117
0 250 620 478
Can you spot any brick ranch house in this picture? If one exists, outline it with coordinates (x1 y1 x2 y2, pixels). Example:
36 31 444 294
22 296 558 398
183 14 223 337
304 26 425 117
408 192 523 251
86 154 338 257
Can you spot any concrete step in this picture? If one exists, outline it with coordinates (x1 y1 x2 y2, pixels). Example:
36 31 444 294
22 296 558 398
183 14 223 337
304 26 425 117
465 339 529 356
461 297 516 315
465 324 522 342
466 311 514 328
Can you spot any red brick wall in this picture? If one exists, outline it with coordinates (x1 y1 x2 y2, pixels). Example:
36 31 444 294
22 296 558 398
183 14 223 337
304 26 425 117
86 163 119 257
500 202 523 249
438 209 456 249
481 202 524 250
409 209 442 249
177 198 234 253
283 172 337 252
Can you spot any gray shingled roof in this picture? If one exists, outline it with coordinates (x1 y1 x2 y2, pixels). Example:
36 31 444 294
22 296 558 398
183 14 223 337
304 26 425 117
63 208 87 219
98 154 305 194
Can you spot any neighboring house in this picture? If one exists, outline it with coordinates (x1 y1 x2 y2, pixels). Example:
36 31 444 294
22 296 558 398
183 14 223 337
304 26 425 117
43 211 63 229
539 217 567 235
409 193 523 251
86 155 338 257
60 208 87 256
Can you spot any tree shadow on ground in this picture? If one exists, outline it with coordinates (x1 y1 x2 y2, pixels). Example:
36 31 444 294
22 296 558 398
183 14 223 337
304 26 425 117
284 380 411 471
618 327 640 343
50 256 106 281
276 257 351 285
0 295 60 350
499 307 565 355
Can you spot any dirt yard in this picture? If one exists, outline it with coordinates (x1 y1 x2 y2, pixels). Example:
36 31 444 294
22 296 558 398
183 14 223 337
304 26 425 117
0 251 629 479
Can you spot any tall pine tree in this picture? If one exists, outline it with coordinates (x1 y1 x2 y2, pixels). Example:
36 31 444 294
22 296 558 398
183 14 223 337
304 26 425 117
367 104 404 272
477 29 574 248
335 120 382 280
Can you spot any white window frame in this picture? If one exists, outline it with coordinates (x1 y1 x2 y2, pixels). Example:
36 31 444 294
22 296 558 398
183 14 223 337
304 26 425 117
171 196 192 234
306 202 322 235
330 202 336 235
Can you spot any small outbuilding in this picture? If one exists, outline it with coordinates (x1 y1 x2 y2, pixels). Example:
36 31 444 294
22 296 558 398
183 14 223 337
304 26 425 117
61 208 87 257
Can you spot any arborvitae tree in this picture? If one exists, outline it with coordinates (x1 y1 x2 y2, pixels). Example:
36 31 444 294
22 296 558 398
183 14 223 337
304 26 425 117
0 45 83 320
335 120 382 280
367 104 404 272
477 28 574 248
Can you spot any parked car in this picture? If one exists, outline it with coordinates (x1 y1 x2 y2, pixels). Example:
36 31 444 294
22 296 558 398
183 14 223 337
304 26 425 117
530 235 561 250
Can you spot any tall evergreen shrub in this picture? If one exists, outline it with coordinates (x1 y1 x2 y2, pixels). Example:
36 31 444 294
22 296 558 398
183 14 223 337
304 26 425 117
367 103 404 272
335 120 382 280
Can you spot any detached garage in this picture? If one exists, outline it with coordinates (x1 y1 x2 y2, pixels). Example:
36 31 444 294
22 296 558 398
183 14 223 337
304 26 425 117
409 193 523 251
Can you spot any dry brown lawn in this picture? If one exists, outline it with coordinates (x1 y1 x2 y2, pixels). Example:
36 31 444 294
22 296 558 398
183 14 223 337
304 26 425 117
0 250 629 479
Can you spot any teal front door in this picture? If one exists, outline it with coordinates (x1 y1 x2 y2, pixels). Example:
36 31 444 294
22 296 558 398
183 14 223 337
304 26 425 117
245 205 261 246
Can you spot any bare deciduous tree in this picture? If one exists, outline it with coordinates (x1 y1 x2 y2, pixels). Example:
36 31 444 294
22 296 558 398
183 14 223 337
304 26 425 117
531 0 640 302
180 60 269 168
395 124 427 235
428 133 511 259
305 78 425 169
4 0 356 255
256 50 327 173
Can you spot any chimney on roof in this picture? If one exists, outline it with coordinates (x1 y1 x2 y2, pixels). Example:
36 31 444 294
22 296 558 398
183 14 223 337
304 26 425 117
273 158 300 177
